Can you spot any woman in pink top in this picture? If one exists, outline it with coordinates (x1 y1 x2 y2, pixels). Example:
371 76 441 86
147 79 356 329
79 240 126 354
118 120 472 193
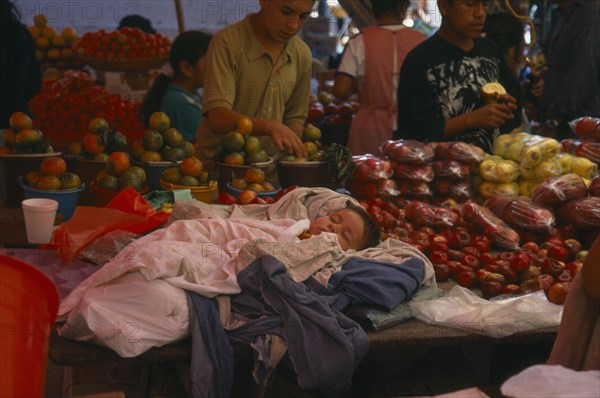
333 0 425 156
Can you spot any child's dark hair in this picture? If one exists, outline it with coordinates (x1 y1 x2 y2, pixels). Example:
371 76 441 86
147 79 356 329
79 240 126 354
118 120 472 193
370 0 409 19
345 200 381 250
139 30 212 126
118 15 156 34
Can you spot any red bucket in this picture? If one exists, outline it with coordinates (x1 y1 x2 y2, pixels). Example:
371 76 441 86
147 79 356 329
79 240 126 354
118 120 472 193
0 255 59 397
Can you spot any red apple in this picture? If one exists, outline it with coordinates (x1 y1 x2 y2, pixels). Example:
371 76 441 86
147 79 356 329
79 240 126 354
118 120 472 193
429 250 449 265
511 252 532 273
338 102 354 119
476 269 492 284
520 265 541 282
536 274 555 290
547 245 569 262
491 259 511 269
433 263 451 282
478 252 497 265
541 258 565 278
472 235 492 247
547 282 571 305
484 263 503 274
238 189 258 205
499 265 518 285
520 279 539 294
461 254 480 270
521 241 540 253
429 241 449 253
457 271 477 288
502 284 521 295
486 272 507 286
472 239 490 253
462 246 481 258
557 270 573 283
565 260 583 276
448 249 466 261
382 201 400 218
449 230 472 248
481 281 503 299
498 251 515 263
562 239 582 262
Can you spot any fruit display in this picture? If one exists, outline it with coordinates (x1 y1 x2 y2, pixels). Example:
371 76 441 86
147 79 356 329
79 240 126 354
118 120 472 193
493 132 561 171
161 156 209 187
277 123 325 163
484 196 555 233
93 151 147 192
23 157 81 191
28 71 144 152
64 117 127 160
531 173 589 207
227 167 280 205
561 139 600 165
133 112 195 163
73 27 170 69
569 116 600 141
29 14 81 70
1 112 53 154
218 117 272 165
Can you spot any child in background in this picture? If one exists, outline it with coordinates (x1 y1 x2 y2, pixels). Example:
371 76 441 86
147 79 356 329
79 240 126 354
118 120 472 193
140 31 212 142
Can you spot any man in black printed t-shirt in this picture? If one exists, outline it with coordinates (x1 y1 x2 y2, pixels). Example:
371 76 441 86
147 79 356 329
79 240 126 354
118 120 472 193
396 0 517 153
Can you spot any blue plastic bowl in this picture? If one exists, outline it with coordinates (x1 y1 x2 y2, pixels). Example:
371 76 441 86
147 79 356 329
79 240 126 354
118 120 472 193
226 182 281 198
19 177 84 221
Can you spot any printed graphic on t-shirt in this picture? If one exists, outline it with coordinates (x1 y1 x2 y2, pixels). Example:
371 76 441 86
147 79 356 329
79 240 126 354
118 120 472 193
425 56 499 151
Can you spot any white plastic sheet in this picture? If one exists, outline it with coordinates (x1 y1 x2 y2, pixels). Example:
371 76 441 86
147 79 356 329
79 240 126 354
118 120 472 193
409 285 563 338
501 364 600 398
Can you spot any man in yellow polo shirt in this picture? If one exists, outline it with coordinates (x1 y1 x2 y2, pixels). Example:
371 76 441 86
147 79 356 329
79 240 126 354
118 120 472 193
197 0 315 162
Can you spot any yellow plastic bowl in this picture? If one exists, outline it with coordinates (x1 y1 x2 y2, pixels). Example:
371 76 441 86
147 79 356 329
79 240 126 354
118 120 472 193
160 179 218 204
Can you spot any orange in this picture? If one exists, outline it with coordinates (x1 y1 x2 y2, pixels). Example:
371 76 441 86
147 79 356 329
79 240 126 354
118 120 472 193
106 151 131 176
36 175 61 190
149 112 170 132
34 14 48 28
237 189 257 205
61 27 78 42
36 37 50 48
178 175 200 186
42 27 56 39
15 129 42 149
59 172 82 189
233 116 253 135
94 152 109 161
230 178 248 190
244 167 265 184
130 140 145 160
261 182 276 192
180 141 195 157
89 117 109 135
2 129 17 148
303 141 318 158
96 173 119 191
40 157 67 176
29 26 42 39
9 112 33 130
303 125 322 142
139 150 162 163
142 129 164 151
244 136 261 154
223 152 244 165
162 146 186 162
51 36 65 47
163 128 184 147
82 133 106 155
247 183 264 192
118 169 143 191
223 132 245 153
181 156 203 177
128 166 147 185
246 150 268 164
162 167 182 184
24 171 41 187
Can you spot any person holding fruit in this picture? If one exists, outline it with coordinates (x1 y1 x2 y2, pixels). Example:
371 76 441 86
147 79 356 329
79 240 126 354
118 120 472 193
333 0 426 156
196 0 314 162
0 0 41 129
396 0 518 154
140 30 212 142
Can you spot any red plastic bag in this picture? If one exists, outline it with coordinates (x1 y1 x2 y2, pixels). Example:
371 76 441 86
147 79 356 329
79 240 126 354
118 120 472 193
433 142 486 163
381 139 434 164
49 187 170 264
405 201 460 228
393 162 435 182
432 160 471 180
557 197 600 228
461 200 520 250
484 196 555 233
531 173 588 207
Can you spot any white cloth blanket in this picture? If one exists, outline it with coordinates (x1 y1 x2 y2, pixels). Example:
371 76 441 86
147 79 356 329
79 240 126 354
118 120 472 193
58 187 435 357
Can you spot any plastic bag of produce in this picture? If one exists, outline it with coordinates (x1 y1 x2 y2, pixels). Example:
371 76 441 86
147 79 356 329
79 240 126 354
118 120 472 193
557 197 600 228
433 160 471 180
518 180 544 197
531 173 588 207
393 162 434 182
519 158 563 181
478 181 519 199
461 200 520 249
479 156 519 183
380 139 434 164
448 180 474 202
433 142 485 163
352 154 393 182
589 176 600 197
405 201 460 228
573 141 600 164
484 196 555 233
569 116 600 140
397 180 434 197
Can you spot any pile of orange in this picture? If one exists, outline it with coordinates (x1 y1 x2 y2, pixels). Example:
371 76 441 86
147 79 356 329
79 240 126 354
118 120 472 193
220 117 270 165
29 14 81 70
279 123 324 163
23 157 81 191
94 151 147 192
67 117 128 161
161 156 209 187
131 112 195 163
230 167 278 193
0 112 52 154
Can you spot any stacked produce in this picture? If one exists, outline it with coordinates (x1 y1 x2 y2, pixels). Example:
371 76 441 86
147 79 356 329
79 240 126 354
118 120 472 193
73 27 170 61
218 117 271 165
133 112 195 163
0 112 53 154
490 131 597 198
23 157 81 191
29 14 81 70
280 124 325 162
65 117 127 160
345 155 395 200
161 156 208 187
28 71 144 151
431 142 483 202
93 151 147 192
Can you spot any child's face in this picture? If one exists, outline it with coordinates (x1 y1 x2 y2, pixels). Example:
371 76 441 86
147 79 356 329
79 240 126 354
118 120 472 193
259 0 314 44
308 209 366 251
440 0 488 41
192 55 207 88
